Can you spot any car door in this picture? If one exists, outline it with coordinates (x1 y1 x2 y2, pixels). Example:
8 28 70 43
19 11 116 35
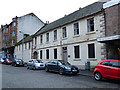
46 60 53 70
49 60 57 71
28 60 32 68
100 61 110 78
108 61 120 79
52 60 59 72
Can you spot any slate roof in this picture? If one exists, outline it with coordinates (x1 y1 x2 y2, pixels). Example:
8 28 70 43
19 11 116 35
35 2 105 36
15 35 33 46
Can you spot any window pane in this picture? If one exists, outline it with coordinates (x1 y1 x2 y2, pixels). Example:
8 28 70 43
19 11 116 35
54 30 57 40
40 35 43 43
29 43 30 49
46 33 49 42
62 27 67 38
87 18 94 32
74 23 79 35
74 46 80 58
35 37 37 45
40 50 42 59
46 49 49 59
54 48 57 59
88 44 95 58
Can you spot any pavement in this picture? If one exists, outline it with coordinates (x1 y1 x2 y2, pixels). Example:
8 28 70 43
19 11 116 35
78 69 94 77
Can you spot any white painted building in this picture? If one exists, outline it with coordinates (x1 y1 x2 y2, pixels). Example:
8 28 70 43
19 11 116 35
14 13 44 42
31 2 106 69
15 2 107 69
14 35 33 62
14 13 44 62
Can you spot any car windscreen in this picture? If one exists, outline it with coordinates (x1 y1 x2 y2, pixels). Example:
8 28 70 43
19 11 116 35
34 60 43 63
6 58 10 61
15 59 23 62
59 60 71 65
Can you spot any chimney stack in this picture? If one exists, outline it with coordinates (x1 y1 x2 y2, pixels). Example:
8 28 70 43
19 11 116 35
46 21 49 24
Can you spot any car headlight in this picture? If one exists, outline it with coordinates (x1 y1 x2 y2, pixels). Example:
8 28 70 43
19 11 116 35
65 66 71 71
16 62 19 64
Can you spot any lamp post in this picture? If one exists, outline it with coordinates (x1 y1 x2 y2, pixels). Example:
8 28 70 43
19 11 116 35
19 31 24 60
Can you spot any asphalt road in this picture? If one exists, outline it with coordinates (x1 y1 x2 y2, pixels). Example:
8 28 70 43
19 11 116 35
2 64 120 88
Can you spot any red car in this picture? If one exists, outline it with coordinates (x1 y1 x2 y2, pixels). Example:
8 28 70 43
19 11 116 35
4 58 12 65
94 59 120 81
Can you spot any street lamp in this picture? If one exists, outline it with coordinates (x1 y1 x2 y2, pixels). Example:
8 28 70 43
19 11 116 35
19 31 24 60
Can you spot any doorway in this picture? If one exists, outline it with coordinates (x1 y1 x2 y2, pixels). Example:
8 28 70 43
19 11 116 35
62 47 68 61
33 51 38 59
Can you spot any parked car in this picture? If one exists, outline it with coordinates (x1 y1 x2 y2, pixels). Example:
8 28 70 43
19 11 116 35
94 59 120 81
45 60 79 75
4 58 13 65
27 59 45 70
11 58 24 67
0 58 5 64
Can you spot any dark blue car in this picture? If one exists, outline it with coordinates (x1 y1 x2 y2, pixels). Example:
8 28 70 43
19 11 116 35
45 60 79 75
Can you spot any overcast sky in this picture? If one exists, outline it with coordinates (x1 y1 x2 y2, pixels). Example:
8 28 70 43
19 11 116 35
0 0 101 25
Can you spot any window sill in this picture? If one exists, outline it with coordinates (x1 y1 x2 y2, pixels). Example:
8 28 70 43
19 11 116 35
46 59 49 61
87 58 97 61
62 37 68 40
86 31 96 35
46 42 49 44
73 58 81 61
73 35 80 38
53 40 57 42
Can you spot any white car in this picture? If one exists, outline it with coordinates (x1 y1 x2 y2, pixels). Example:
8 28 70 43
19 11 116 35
27 59 45 70
0 58 5 64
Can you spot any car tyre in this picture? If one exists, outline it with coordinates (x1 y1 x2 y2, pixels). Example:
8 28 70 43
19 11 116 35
94 72 102 81
45 67 49 72
59 68 64 75
27 66 29 69
33 66 36 70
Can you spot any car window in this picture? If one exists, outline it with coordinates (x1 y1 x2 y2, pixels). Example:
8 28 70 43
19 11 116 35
100 61 109 66
49 60 54 63
59 60 71 65
52 60 58 64
3 58 6 60
29 60 32 62
15 59 22 62
6 58 9 61
34 60 43 63
110 61 120 68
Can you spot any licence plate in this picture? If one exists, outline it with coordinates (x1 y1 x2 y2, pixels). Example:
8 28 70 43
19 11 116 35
72 70 77 72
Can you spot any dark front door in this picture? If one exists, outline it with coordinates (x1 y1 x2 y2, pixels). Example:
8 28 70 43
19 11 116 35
33 51 38 59
62 47 68 61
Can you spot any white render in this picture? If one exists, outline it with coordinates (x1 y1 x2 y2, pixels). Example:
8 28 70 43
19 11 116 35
31 13 105 69
17 13 44 42
14 42 32 63
14 11 106 69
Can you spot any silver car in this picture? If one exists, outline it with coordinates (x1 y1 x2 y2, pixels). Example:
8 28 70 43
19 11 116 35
27 59 45 70
0 58 5 64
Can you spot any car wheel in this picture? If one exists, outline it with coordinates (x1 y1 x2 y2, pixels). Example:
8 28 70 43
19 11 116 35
27 66 29 69
33 66 36 70
45 67 49 72
59 68 64 75
94 72 102 81
14 64 17 67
